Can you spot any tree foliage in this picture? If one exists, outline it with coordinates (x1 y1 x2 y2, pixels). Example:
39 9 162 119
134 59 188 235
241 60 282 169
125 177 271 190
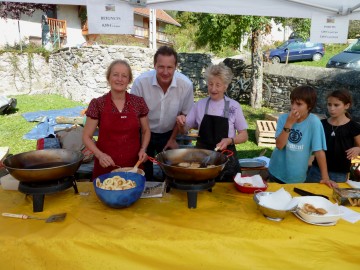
167 13 317 108
348 20 360 39
165 11 199 52
191 13 272 108
275 18 311 40
0 1 54 20
167 12 272 108
193 13 251 52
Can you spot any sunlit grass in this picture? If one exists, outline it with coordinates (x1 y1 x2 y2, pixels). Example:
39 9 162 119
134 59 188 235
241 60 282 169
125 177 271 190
292 43 348 68
237 104 275 158
0 94 85 154
1 94 275 158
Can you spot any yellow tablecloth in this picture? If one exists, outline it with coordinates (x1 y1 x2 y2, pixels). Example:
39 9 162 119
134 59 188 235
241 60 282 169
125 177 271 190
0 182 359 270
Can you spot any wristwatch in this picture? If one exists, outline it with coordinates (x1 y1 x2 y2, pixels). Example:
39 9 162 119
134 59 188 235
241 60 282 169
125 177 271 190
229 138 235 145
283 127 291 133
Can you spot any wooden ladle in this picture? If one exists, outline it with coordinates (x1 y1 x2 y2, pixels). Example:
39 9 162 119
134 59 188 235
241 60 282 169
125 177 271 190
127 160 142 173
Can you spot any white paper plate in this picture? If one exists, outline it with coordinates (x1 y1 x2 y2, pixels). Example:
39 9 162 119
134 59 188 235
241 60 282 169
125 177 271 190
347 180 360 189
293 211 336 226
293 196 343 224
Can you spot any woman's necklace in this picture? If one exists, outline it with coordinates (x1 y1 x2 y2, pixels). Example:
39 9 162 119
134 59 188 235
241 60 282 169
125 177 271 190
329 116 348 137
331 125 340 137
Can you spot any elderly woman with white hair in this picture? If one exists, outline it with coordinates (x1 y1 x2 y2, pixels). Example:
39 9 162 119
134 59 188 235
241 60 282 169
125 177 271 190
176 63 248 181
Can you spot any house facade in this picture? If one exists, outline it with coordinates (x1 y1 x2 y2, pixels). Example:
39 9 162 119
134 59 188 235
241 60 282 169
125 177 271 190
133 8 180 44
0 5 179 49
0 5 85 48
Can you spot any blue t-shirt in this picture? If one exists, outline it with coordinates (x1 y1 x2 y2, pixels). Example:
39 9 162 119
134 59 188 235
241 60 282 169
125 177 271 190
268 113 327 183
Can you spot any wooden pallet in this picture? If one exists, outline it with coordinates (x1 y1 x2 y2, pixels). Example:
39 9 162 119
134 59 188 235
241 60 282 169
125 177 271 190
255 120 276 147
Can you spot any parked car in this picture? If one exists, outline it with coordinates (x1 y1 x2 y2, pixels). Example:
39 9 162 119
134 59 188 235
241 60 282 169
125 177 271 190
264 39 325 64
326 39 360 70
288 32 300 40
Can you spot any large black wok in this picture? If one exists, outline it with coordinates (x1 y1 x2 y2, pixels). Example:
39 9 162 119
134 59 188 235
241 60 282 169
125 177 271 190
3 149 84 182
148 148 233 181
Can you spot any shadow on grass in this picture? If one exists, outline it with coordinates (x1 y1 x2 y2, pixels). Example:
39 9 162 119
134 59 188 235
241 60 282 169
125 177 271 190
0 108 19 115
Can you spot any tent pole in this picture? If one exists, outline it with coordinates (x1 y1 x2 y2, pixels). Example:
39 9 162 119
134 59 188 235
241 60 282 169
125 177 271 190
286 0 339 13
349 3 360 13
18 20 23 52
149 8 157 49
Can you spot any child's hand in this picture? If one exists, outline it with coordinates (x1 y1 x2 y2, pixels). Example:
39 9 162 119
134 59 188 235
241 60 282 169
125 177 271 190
287 109 301 125
320 179 338 188
346 147 360 160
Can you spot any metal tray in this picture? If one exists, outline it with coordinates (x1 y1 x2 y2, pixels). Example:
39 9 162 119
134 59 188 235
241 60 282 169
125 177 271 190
239 159 267 168
332 188 360 206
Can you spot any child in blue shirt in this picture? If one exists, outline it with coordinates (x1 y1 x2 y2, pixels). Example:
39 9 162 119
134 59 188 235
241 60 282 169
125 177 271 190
268 85 336 188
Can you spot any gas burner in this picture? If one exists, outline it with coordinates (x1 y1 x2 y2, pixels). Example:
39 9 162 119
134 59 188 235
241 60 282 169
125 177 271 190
166 178 216 209
18 176 79 212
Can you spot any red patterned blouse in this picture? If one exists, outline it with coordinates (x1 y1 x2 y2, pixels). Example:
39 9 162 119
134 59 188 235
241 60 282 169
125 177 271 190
86 92 149 122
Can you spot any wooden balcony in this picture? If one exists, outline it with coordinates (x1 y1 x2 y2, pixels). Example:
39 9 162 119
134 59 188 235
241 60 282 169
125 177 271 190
134 26 172 43
48 18 67 38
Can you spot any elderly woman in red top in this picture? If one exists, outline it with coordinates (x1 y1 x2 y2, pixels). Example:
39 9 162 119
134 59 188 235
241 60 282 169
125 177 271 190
83 60 150 179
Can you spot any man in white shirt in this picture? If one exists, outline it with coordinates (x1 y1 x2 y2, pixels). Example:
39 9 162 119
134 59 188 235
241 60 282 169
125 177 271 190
131 46 194 181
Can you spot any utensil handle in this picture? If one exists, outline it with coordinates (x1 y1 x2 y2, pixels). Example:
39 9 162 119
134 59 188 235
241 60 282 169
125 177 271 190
293 188 329 200
134 160 142 169
147 156 159 164
2 213 28 219
221 149 234 157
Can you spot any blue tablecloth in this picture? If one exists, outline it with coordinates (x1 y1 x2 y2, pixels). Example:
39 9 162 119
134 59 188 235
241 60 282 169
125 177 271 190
22 106 85 140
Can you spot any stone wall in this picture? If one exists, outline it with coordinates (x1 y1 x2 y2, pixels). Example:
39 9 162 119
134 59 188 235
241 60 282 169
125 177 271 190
223 59 360 121
262 63 360 121
1 46 360 121
178 53 212 94
0 52 52 96
49 46 155 103
0 46 212 103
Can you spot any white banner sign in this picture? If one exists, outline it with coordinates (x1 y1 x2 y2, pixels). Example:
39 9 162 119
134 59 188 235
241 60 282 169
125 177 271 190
87 0 134 34
310 13 349 44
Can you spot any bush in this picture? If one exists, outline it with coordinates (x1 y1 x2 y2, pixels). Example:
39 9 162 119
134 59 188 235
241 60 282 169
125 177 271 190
0 42 51 60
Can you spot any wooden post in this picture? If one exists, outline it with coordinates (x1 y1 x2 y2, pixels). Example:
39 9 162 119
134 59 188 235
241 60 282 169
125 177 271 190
286 49 290 64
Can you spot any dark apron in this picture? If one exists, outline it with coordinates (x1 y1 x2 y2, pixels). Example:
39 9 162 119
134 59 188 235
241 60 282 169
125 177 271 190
196 98 240 182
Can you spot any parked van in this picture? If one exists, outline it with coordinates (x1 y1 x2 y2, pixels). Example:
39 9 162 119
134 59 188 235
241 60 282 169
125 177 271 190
326 39 360 70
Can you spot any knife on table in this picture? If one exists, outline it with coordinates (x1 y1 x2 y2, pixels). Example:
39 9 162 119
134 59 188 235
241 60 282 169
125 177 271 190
293 187 329 200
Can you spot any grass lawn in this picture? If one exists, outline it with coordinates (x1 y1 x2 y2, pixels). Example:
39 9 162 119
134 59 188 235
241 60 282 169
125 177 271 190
1 94 275 158
0 94 85 155
292 43 348 68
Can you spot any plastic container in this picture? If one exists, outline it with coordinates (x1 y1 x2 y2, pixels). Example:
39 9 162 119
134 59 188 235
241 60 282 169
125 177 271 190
234 173 267 193
0 174 20 190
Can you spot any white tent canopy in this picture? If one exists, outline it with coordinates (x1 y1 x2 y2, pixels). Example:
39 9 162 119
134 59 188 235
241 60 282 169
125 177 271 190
6 0 360 43
7 0 360 19
147 0 360 19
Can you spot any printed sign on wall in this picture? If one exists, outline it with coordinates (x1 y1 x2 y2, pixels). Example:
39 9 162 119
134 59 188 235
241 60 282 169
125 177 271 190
87 0 134 34
310 13 349 44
